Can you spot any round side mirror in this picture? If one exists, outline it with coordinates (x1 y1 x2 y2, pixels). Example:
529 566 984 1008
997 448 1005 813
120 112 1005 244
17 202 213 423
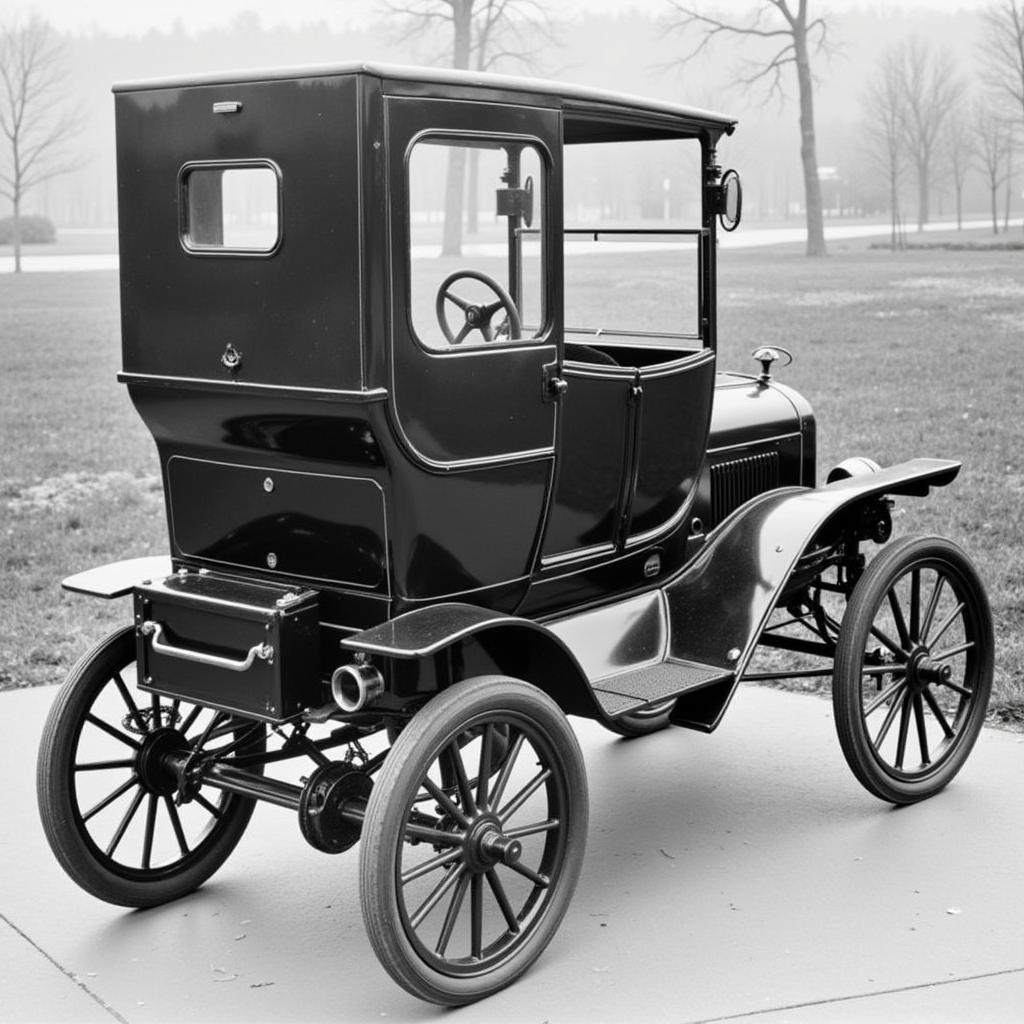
719 169 742 232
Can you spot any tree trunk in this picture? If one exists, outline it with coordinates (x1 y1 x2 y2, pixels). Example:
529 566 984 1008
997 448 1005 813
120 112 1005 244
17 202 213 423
794 31 826 257
955 184 962 230
916 157 928 231
991 184 999 234
441 0 474 257
13 193 22 274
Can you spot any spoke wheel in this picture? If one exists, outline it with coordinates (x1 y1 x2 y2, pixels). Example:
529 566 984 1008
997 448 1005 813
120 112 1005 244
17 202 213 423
359 676 587 1005
833 536 993 804
37 626 264 907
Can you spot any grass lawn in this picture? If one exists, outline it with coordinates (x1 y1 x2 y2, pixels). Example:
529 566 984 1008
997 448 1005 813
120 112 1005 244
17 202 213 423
1 244 1022 724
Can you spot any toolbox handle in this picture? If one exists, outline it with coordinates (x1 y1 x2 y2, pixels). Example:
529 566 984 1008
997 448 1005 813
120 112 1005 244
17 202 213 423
140 621 274 671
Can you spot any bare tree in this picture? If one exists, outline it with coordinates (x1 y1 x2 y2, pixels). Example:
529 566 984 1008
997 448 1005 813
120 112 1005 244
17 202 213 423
862 48 908 250
892 37 963 232
665 1 830 257
973 99 1013 234
0 17 78 273
943 96 974 231
385 0 556 253
980 1 1024 124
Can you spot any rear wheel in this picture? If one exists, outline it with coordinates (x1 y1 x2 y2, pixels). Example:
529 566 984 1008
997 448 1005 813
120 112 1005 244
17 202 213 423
832 536 993 804
37 626 263 907
359 676 587 1005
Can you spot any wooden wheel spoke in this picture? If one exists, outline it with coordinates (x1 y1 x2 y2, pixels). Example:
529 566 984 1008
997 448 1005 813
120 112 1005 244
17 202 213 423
141 794 158 869
506 860 550 889
423 777 471 829
921 686 956 739
487 730 524 812
485 868 521 935
443 290 470 311
872 684 907 749
82 775 139 823
178 704 203 738
470 873 484 960
894 691 913 769
164 795 190 857
105 787 145 858
85 713 141 750
113 673 148 734
504 818 559 840
477 724 495 811
403 821 464 848
75 758 135 773
912 693 931 767
401 848 463 886
909 569 921 642
930 640 974 663
192 791 224 819
919 575 947 642
936 676 974 698
434 872 470 957
498 767 552 825
869 623 909 659
863 676 907 717
454 321 473 344
927 599 964 650
888 588 911 650
410 863 466 930
444 742 477 816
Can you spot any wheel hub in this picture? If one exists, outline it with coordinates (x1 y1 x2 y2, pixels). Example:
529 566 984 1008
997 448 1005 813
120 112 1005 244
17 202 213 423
136 728 190 796
298 762 373 854
907 646 952 693
463 813 522 873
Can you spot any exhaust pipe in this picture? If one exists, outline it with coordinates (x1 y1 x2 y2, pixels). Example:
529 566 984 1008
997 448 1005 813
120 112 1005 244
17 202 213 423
331 661 385 713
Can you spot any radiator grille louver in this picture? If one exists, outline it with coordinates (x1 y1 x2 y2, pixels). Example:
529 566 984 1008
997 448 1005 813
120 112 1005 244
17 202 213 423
710 451 780 527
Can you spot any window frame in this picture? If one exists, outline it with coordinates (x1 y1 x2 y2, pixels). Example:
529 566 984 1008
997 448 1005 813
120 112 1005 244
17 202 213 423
178 158 284 258
403 129 553 355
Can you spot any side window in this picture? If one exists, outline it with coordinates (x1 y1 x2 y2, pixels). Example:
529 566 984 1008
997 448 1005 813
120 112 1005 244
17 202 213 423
180 162 281 254
563 138 702 342
408 137 546 350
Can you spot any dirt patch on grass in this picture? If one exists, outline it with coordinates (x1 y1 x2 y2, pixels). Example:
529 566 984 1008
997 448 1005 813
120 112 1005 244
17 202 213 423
5 471 162 515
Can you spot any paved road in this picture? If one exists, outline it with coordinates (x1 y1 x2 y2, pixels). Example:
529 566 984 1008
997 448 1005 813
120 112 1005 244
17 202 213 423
4 683 1023 1023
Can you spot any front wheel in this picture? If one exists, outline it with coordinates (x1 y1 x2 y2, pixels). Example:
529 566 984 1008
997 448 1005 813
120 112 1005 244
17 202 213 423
37 626 264 907
359 676 588 1005
832 536 993 804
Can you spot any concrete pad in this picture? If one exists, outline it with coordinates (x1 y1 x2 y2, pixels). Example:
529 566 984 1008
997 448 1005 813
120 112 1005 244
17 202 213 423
4 683 1023 1023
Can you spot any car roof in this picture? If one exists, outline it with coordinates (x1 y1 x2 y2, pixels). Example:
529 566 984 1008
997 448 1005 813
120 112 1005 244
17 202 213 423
112 60 737 141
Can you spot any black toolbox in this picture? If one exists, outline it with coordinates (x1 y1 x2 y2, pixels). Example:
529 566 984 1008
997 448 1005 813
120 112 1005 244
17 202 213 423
134 570 321 721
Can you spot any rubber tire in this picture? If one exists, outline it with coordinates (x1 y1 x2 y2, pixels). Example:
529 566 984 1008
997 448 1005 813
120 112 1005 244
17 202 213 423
604 701 673 738
832 536 993 804
359 676 588 1005
37 626 260 908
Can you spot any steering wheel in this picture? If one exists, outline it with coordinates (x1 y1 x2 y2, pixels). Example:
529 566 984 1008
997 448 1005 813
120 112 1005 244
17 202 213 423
435 270 522 345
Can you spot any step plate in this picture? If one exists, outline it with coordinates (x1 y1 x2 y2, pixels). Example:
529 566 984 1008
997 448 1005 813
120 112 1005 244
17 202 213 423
594 661 729 719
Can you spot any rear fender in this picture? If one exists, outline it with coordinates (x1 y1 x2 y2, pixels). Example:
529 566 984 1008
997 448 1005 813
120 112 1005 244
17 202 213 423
341 603 606 721
62 556 174 598
667 458 960 732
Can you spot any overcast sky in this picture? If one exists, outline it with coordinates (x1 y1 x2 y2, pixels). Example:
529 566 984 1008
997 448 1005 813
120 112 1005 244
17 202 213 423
8 0 1006 36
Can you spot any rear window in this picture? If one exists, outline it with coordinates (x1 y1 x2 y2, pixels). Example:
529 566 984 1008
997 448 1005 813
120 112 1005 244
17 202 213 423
180 162 281 254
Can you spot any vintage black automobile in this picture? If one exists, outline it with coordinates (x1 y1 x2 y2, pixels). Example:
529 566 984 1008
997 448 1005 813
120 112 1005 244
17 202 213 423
37 63 993 1005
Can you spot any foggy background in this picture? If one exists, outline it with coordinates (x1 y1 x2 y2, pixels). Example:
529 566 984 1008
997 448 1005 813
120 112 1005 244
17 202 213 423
6 0 1020 236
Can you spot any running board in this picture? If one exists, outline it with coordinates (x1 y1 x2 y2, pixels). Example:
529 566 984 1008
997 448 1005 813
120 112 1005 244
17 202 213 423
593 660 732 718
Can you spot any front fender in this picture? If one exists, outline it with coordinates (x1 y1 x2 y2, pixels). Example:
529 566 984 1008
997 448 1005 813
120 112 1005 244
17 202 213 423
666 458 960 731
